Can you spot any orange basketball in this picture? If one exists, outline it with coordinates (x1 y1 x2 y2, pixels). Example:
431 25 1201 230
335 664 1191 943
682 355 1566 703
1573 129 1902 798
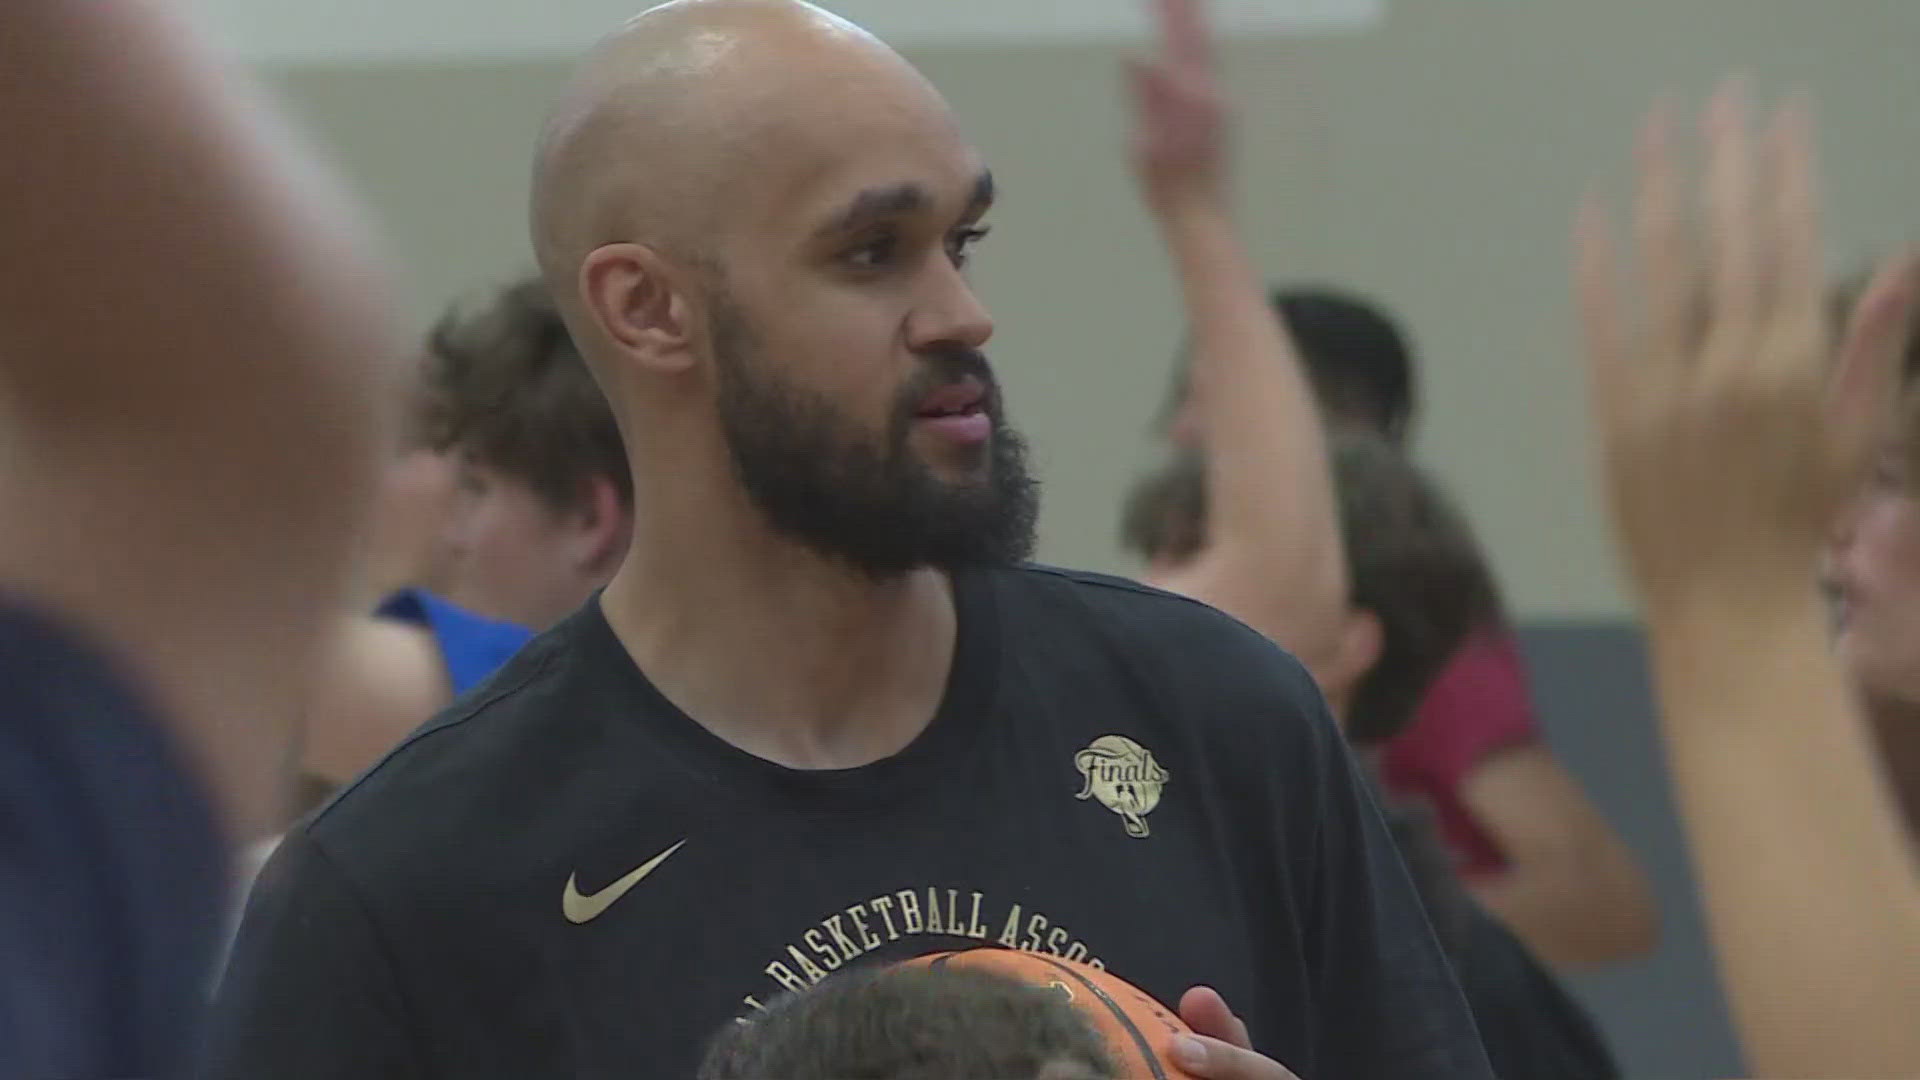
900 948 1199 1080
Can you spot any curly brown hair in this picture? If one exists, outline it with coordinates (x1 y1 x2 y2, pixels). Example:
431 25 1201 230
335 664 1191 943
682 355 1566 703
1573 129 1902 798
417 276 631 514
697 965 1116 1080
1120 433 1500 744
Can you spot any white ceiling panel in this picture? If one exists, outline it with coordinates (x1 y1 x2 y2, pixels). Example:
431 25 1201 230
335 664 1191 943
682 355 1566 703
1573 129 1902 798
194 0 1383 65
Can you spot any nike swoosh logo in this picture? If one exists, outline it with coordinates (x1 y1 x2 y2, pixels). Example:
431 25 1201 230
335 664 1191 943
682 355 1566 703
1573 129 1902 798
562 839 686 925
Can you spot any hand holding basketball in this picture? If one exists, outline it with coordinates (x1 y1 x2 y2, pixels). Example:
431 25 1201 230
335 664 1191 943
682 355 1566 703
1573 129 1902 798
1574 80 1920 614
1168 986 1303 1080
1128 0 1230 210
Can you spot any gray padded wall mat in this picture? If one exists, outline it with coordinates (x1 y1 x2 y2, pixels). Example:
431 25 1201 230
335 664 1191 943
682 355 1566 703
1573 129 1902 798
1515 620 1746 1080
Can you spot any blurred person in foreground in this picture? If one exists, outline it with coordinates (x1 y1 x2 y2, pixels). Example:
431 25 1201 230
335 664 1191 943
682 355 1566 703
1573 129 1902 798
0 2 399 1075
1574 82 1920 1076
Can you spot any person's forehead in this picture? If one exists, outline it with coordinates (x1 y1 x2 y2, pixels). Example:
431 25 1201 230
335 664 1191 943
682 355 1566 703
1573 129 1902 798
803 144 986 223
729 93 986 237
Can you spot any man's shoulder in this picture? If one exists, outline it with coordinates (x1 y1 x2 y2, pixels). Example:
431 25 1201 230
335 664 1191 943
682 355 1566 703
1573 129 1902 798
298 613 598 862
996 562 1255 631
992 563 1320 693
987 564 1332 765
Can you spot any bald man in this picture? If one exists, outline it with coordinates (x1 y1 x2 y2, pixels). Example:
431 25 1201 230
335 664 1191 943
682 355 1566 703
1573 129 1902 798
205 3 1492 1078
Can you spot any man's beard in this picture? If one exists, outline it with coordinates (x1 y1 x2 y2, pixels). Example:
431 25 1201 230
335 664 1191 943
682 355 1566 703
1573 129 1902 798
709 296 1039 578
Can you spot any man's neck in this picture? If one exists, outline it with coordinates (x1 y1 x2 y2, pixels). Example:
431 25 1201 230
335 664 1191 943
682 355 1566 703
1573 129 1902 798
602 514 961 772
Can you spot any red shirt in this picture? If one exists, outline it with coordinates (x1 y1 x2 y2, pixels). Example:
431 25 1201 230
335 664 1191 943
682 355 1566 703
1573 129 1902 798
1379 630 1539 877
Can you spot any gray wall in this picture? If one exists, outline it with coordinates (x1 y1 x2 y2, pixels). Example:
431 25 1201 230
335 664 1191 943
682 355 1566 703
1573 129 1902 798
1518 622 1746 1080
266 0 1920 620
254 6 1917 1074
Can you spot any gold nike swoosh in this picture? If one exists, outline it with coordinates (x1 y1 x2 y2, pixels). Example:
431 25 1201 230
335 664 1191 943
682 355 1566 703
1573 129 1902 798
562 839 687 925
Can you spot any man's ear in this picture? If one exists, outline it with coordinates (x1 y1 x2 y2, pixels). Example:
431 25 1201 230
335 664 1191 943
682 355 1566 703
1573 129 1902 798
579 242 697 375
564 474 632 580
1323 607 1384 723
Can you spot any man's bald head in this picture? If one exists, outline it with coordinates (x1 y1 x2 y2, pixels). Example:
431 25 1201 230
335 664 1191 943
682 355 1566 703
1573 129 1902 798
525 0 1030 578
530 0 947 319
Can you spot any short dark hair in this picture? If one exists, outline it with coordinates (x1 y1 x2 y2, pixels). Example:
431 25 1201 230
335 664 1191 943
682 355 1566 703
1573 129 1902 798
1334 434 1500 743
1119 446 1209 566
418 276 631 514
1159 286 1418 445
1119 434 1497 743
698 965 1116 1080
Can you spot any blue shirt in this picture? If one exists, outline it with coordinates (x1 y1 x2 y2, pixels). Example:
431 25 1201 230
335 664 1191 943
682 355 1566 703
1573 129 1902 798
0 601 227 1079
374 589 533 697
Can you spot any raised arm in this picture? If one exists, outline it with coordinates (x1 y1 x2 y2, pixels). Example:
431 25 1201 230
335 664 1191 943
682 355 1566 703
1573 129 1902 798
1576 84 1920 1075
1129 0 1348 676
0 1 402 837
1461 741 1660 966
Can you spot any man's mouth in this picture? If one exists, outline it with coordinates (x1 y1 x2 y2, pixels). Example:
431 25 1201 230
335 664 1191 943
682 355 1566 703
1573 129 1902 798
915 378 987 419
913 378 992 447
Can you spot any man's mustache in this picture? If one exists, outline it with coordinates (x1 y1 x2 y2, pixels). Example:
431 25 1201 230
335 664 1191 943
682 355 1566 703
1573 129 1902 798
898 347 1000 416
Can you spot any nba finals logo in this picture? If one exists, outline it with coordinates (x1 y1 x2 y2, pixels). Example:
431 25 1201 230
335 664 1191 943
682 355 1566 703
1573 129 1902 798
1074 735 1169 838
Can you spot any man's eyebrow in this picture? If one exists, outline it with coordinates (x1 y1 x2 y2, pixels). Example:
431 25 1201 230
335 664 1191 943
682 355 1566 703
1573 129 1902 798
812 170 995 239
814 182 930 239
965 170 995 215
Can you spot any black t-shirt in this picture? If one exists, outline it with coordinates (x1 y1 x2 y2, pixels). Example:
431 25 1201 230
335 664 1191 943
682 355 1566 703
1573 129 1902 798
1453 904 1621 1080
206 567 1493 1080
1368 773 1619 1080
0 601 228 1079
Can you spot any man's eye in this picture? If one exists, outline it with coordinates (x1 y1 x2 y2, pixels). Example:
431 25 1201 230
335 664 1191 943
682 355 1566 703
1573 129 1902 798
948 225 991 268
844 232 899 269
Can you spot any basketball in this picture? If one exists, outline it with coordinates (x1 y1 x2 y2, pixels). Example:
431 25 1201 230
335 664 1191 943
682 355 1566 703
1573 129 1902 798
901 949 1199 1080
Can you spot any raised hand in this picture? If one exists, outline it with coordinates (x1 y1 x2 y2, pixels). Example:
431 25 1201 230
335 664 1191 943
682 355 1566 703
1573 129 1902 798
1575 81 1918 613
1128 0 1229 210
1124 0 1352 681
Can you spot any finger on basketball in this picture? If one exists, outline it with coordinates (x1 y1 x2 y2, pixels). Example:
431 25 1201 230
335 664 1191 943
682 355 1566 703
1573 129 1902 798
1167 1033 1303 1080
1178 985 1243 1045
